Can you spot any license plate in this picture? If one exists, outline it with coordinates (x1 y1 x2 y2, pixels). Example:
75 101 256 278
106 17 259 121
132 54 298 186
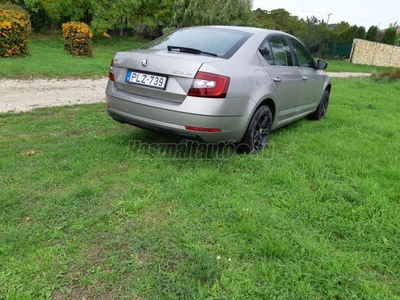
125 70 167 89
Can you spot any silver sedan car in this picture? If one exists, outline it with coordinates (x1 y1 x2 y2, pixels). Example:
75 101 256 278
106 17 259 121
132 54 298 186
106 26 331 153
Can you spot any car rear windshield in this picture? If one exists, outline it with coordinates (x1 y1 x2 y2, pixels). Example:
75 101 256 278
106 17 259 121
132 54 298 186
141 27 252 59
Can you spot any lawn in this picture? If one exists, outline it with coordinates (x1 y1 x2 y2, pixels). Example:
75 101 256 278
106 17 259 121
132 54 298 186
0 77 399 299
0 34 143 79
0 34 397 79
323 59 397 73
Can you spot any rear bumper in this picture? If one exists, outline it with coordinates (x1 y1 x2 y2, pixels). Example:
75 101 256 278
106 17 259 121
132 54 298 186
105 82 253 143
106 104 248 143
108 109 200 140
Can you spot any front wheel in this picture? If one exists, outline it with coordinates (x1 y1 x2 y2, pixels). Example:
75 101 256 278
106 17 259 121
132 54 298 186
236 105 272 154
308 90 330 120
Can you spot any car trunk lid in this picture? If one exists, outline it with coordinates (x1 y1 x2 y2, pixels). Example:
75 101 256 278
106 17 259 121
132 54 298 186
112 49 224 103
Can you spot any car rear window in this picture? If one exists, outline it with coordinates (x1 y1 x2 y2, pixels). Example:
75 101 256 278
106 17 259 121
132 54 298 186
141 27 252 59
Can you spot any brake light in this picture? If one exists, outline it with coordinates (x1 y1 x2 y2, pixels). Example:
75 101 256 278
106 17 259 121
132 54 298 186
108 59 114 81
188 72 230 98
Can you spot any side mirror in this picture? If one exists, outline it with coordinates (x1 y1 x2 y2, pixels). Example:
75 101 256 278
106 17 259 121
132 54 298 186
317 60 328 70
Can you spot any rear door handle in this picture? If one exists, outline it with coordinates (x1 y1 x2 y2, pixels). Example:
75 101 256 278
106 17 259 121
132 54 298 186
273 77 282 82
302 76 308 80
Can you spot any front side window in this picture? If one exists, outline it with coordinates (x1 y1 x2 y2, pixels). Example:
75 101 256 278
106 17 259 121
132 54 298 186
290 38 315 68
268 35 294 67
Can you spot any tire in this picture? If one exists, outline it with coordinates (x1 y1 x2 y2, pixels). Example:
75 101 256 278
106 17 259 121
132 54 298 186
308 90 330 120
236 105 273 154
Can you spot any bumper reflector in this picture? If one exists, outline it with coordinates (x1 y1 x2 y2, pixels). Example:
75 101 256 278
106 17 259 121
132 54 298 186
185 126 221 133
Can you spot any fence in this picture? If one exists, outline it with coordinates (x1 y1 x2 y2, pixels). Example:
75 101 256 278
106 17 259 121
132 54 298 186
350 39 400 68
325 42 353 59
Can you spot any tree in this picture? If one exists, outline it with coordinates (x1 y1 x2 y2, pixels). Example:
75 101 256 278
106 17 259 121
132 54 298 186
354 26 366 39
366 26 378 41
172 0 252 27
331 21 350 35
336 25 365 44
303 16 331 54
251 8 307 36
2 0 254 34
381 27 397 45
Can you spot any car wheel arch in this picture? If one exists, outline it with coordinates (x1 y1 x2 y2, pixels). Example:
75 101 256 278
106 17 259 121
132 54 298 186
325 84 332 93
258 98 276 122
236 104 273 154
239 97 276 141
316 83 331 104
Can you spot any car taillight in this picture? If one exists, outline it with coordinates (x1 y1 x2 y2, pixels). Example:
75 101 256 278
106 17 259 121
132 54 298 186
188 72 230 98
108 59 114 81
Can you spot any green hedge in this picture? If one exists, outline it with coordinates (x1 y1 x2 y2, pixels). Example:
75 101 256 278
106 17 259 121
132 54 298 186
0 4 31 57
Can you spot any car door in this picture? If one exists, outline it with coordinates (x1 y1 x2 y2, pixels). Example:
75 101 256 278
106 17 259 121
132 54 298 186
289 38 324 114
258 35 303 123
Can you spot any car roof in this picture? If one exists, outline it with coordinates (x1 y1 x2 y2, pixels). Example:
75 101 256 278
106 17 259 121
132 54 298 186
189 25 287 36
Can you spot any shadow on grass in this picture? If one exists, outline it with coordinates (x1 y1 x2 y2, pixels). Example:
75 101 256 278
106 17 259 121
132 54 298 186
123 130 238 160
110 118 308 161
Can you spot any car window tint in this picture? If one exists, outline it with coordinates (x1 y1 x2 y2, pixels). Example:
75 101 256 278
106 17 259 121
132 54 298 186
142 28 252 59
258 40 275 65
290 38 315 68
268 36 293 67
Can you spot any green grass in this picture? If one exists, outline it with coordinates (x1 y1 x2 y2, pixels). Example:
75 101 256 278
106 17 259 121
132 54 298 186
1 34 398 79
1 77 399 299
324 59 397 73
0 34 143 79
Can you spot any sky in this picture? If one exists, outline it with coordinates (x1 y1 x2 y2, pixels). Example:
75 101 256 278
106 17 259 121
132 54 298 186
252 0 400 30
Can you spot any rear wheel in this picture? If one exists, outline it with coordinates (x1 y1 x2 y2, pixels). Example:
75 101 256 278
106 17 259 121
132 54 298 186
308 90 330 120
236 105 272 154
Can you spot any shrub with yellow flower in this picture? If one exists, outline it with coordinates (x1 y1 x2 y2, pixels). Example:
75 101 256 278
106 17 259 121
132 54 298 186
0 4 31 57
62 22 93 57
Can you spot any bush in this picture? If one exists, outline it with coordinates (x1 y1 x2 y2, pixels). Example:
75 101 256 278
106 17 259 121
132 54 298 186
380 27 397 46
0 4 31 57
366 26 378 42
62 22 93 57
372 69 400 82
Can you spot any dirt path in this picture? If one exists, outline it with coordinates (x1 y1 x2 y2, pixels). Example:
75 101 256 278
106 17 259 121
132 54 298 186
0 77 108 113
0 73 370 113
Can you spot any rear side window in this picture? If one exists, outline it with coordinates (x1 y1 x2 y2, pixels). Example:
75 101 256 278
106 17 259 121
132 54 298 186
258 40 274 65
142 28 252 59
267 35 294 66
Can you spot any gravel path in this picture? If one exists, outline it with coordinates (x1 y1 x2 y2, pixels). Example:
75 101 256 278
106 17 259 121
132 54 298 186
325 72 371 78
0 77 108 113
0 72 370 113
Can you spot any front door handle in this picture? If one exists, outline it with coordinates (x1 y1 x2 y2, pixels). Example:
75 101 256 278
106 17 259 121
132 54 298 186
302 76 309 80
273 77 282 82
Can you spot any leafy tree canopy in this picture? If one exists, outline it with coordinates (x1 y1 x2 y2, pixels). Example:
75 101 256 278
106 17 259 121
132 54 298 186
1 0 253 33
251 8 306 36
172 0 252 27
366 25 378 41
381 27 397 45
